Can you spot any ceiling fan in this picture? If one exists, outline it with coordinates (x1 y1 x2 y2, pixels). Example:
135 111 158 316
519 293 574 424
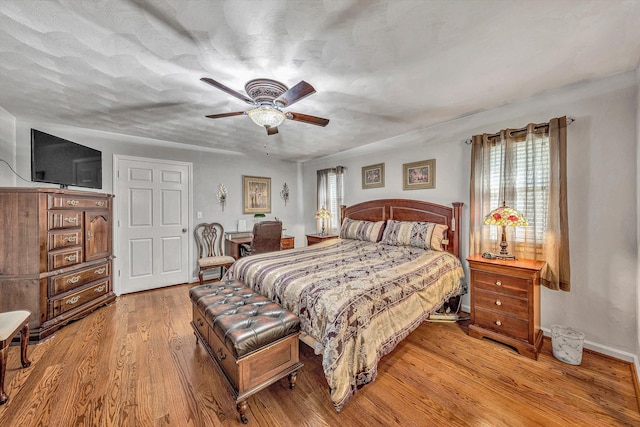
201 77 330 135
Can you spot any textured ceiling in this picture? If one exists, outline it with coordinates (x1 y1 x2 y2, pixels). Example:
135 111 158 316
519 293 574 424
1 0 639 162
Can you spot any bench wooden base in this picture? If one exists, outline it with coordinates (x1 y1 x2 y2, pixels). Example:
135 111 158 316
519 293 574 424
192 306 303 423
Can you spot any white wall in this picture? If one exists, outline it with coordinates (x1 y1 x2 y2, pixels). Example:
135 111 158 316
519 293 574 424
303 71 639 359
636 64 640 366
9 120 305 247
0 105 17 185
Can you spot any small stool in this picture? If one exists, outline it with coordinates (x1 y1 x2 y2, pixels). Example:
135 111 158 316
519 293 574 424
0 310 32 405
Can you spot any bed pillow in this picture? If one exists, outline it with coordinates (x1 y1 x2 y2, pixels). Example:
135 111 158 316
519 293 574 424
380 220 448 251
339 218 386 242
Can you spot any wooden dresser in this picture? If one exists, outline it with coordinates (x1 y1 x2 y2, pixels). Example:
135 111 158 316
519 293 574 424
467 254 545 360
0 188 115 341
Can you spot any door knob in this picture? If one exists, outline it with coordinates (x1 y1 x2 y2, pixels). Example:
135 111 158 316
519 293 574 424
182 228 187 233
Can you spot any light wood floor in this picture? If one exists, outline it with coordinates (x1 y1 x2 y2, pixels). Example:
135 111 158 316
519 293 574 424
1 283 639 426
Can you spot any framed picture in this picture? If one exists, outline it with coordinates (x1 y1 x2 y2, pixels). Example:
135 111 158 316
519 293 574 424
362 163 385 189
242 175 271 214
403 159 436 190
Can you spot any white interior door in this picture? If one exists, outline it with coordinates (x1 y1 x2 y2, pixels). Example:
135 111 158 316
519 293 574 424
114 156 191 295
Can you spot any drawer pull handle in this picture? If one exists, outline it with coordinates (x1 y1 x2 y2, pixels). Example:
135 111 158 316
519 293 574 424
495 299 502 306
216 347 227 360
197 319 203 328
66 296 81 305
94 285 106 293
95 201 105 207
94 268 106 275
64 255 77 262
495 280 502 286
64 236 77 243
67 200 79 206
67 276 81 284
495 320 502 326
65 217 78 223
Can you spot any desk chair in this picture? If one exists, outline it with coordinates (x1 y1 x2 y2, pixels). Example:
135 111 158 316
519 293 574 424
194 222 236 285
0 310 32 405
240 221 283 257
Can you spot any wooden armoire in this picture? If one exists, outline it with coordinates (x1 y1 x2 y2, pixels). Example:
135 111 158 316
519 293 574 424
0 188 115 341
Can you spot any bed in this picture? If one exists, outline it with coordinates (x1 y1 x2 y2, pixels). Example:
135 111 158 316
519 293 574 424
228 199 465 411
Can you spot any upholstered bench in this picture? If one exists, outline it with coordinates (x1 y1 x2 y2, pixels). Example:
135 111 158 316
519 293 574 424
190 280 302 424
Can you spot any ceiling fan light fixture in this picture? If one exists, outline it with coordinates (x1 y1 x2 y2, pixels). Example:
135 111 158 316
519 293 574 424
247 106 286 128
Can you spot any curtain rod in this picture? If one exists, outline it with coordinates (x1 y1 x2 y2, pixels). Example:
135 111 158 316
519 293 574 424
463 116 574 145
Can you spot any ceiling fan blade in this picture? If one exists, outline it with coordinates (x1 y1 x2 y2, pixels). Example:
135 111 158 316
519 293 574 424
205 111 246 119
266 126 279 136
287 112 330 127
274 81 316 107
201 77 254 105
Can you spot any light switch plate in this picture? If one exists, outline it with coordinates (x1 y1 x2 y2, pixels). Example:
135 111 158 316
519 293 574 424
197 211 202 218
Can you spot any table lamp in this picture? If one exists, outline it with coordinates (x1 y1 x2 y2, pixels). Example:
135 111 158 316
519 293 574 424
482 203 528 260
315 207 331 236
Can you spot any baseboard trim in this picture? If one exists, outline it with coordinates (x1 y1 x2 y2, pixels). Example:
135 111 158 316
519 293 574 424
460 303 640 394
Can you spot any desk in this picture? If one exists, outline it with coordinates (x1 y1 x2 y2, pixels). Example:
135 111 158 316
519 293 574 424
225 236 294 260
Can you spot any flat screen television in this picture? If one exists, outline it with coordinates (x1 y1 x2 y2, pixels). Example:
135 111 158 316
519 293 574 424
31 129 102 189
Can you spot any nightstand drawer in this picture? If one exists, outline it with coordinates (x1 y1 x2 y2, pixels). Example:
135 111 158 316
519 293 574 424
474 307 529 341
473 271 528 298
474 290 528 319
280 236 294 250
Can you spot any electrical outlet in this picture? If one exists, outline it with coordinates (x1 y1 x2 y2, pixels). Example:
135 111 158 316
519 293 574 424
197 211 202 219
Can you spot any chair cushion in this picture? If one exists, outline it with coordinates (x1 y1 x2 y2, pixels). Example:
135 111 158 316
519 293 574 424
190 281 299 358
0 310 30 342
198 255 235 268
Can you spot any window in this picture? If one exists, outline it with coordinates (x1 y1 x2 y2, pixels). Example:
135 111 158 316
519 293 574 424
470 116 570 291
486 133 550 252
317 166 344 232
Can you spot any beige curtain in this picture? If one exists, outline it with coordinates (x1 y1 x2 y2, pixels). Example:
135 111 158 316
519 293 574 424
470 116 570 291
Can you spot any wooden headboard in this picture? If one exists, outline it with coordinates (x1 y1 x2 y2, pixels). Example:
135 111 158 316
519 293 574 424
340 199 463 258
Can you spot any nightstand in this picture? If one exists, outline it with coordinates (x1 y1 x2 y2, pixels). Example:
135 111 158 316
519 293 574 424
466 254 546 360
306 233 338 246
280 235 294 250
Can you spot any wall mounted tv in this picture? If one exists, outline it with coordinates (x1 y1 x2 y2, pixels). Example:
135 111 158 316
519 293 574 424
31 129 102 189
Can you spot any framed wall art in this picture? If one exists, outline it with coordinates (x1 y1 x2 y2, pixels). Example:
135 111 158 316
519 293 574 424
242 175 271 214
362 163 385 189
403 159 435 190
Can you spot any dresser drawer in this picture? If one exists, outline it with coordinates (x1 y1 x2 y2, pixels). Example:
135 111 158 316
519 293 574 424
474 307 529 341
52 279 109 317
48 229 82 250
48 248 83 270
50 262 109 296
473 271 528 298
474 289 528 320
48 211 82 230
50 195 109 210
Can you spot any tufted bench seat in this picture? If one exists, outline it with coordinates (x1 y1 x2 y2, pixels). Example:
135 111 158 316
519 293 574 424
190 280 302 423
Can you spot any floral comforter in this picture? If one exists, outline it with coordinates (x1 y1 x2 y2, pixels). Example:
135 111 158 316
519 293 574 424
228 238 464 411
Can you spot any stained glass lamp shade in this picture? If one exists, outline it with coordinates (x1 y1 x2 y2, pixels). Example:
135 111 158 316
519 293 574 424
315 207 332 236
483 203 529 260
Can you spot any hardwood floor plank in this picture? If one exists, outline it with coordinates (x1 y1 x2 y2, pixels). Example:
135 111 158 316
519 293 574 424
1 283 639 426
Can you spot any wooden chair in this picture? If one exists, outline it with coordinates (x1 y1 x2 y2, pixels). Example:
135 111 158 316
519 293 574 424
240 221 283 257
194 222 236 285
0 310 32 405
